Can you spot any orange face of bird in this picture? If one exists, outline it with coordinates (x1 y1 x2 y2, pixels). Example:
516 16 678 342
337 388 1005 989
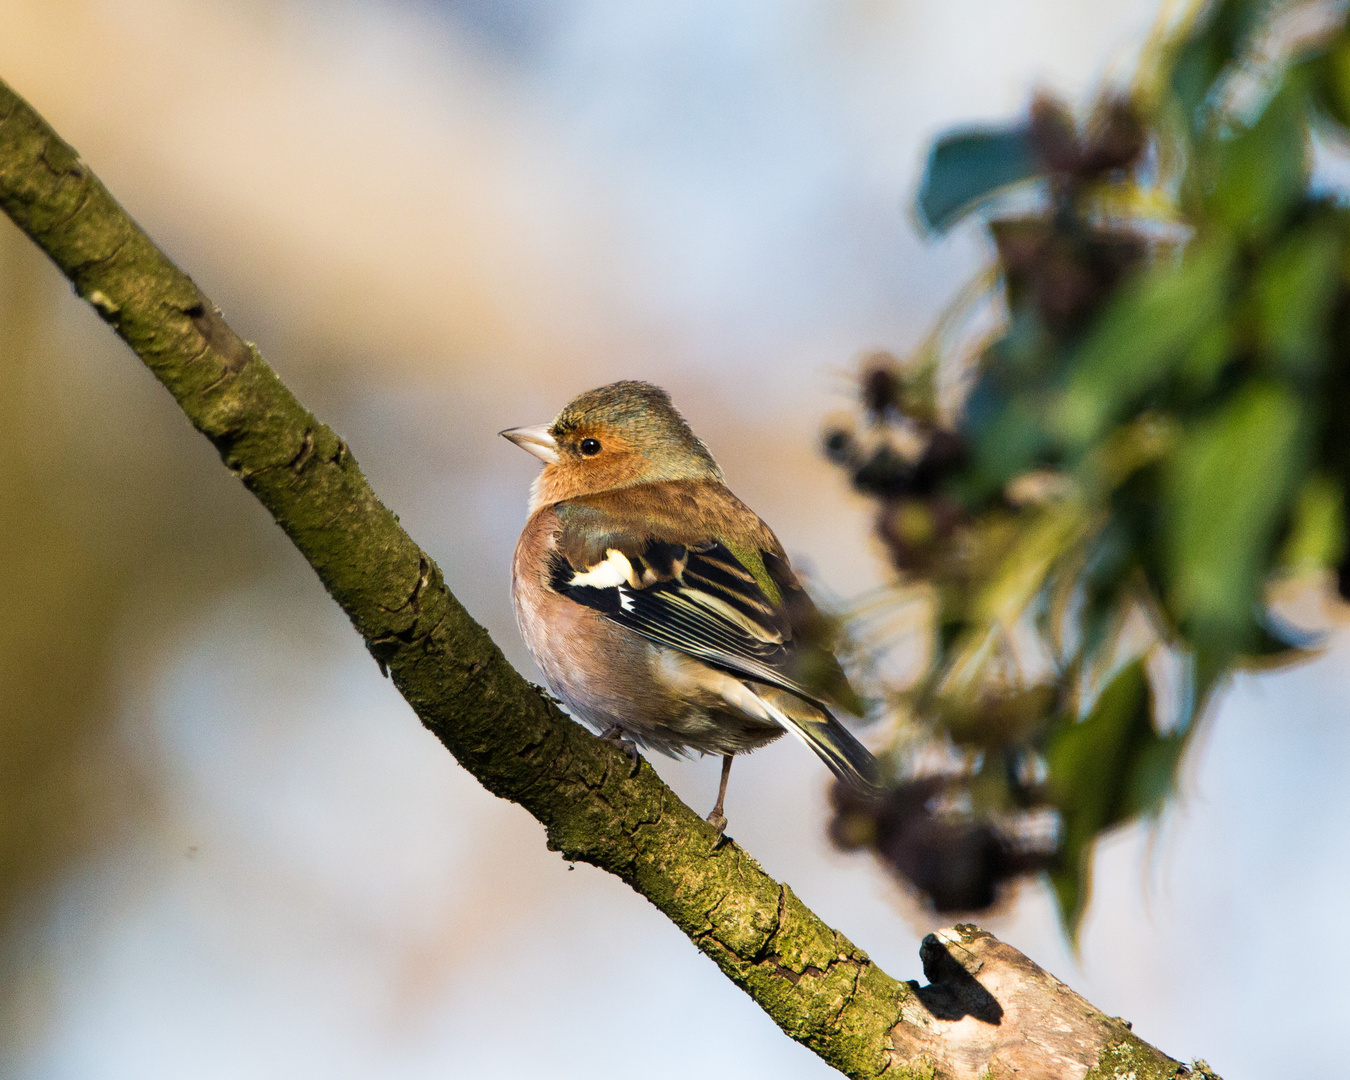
500 417 647 505
500 381 723 508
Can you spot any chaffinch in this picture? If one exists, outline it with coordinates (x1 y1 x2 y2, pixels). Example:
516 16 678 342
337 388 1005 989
502 380 876 832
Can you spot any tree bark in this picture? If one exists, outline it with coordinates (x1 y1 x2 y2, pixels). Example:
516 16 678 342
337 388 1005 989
0 76 1209 1080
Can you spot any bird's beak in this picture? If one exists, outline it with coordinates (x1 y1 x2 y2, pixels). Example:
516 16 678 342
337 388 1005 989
499 424 560 465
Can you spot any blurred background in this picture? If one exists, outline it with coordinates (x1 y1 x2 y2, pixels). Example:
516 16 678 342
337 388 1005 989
2 1 1349 1077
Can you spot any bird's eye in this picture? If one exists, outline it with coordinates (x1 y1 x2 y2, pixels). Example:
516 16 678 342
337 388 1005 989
579 438 602 456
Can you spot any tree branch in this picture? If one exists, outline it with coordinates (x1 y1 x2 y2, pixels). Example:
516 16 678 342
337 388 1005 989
0 76 1202 1080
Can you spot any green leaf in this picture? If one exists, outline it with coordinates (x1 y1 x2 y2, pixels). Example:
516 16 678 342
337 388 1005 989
1280 472 1346 573
1045 660 1154 937
1119 730 1187 820
1052 239 1235 448
1242 617 1321 662
917 126 1040 233
1315 33 1350 127
1176 319 1234 395
1252 222 1343 378
1048 851 1087 948
970 393 1050 491
1164 381 1307 651
1169 0 1276 133
1203 82 1309 239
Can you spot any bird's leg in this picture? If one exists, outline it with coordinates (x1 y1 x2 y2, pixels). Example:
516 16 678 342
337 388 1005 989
600 724 641 776
706 754 733 834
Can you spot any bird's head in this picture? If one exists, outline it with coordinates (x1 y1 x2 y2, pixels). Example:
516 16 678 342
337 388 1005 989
501 380 722 509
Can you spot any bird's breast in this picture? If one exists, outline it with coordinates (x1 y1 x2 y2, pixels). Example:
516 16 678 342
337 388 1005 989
512 507 663 729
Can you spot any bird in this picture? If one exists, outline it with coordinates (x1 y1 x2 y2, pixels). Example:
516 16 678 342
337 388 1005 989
502 380 878 832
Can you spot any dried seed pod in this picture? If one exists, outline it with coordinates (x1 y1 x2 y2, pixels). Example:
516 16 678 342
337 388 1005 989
829 778 1058 912
1029 95 1081 176
861 353 903 419
1078 96 1145 177
822 425 858 466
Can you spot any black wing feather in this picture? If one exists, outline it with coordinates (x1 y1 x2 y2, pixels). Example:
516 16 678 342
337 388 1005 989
548 539 839 715
549 536 878 791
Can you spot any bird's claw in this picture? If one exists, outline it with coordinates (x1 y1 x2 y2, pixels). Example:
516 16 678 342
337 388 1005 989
706 809 728 834
600 725 642 776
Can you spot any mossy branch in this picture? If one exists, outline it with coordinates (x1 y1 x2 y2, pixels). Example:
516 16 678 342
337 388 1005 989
0 76 1202 1080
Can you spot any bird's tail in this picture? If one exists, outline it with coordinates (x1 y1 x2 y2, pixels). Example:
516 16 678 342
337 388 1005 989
755 686 880 796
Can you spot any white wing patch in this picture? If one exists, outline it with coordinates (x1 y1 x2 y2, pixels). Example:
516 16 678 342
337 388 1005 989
569 548 638 590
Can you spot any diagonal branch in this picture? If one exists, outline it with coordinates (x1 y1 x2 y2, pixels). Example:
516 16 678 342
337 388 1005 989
0 76 1199 1080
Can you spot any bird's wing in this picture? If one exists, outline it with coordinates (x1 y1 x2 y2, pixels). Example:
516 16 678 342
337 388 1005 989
550 483 876 791
550 481 862 717
549 534 807 692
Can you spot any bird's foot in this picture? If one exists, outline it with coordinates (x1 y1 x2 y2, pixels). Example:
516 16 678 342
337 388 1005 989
705 754 732 835
600 724 641 776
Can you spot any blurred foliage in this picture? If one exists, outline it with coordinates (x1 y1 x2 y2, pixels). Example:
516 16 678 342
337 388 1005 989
827 0 1350 935
0 216 278 1039
0 220 141 933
